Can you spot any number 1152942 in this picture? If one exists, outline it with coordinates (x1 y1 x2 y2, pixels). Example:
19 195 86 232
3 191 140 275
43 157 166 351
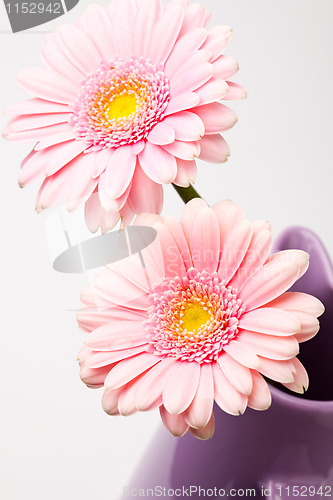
5 3 61 14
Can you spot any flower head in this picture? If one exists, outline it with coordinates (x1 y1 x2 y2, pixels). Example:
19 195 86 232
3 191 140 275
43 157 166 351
3 0 246 233
77 199 324 439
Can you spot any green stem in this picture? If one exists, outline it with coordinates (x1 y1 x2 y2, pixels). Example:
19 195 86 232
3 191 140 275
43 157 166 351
172 183 203 204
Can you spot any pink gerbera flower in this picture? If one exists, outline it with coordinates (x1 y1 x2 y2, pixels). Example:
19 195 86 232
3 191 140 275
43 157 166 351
3 0 246 233
77 199 324 439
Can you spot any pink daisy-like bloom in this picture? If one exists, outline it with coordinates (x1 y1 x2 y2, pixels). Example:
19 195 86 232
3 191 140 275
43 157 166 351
3 0 246 233
77 199 324 439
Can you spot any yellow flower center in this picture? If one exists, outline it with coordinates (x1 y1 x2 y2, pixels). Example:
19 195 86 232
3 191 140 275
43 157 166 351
106 93 138 120
181 303 211 333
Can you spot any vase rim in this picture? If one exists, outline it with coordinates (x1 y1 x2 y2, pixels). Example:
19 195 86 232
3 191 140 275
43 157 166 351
270 384 333 412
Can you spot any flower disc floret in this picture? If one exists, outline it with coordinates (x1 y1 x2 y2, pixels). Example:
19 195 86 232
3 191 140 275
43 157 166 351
70 58 170 150
146 269 245 363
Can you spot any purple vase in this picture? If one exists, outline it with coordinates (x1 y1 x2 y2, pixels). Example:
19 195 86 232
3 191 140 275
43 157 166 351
128 227 333 499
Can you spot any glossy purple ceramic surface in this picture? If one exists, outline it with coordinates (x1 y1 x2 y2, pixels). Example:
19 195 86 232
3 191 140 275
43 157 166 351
128 227 333 499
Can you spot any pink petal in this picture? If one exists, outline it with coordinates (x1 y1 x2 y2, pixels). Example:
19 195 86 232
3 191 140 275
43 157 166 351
238 260 301 311
258 356 295 384
85 345 145 369
201 26 231 61
80 364 111 389
283 357 309 393
78 306 146 333
198 134 230 163
152 222 186 278
98 172 131 212
163 140 200 161
230 224 273 289
180 198 208 245
189 412 215 440
128 163 163 214
147 122 176 146
132 0 162 58
170 49 211 80
112 251 163 293
264 291 324 317
35 129 77 151
148 4 184 65
212 199 245 243
195 78 229 106
120 200 136 227
292 311 320 343
139 142 177 183
135 358 176 411
103 145 136 199
190 207 220 273
102 388 122 415
170 63 214 95
4 122 72 143
41 34 85 82
165 92 200 116
184 364 214 428
163 111 204 142
173 159 197 187
247 371 272 411
159 406 189 437
212 362 247 415
212 25 234 42
266 250 309 280
44 140 87 176
17 68 79 104
223 340 260 370
163 361 200 414
78 305 145 333
132 225 166 276
34 154 96 211
91 148 116 181
194 102 238 134
87 148 111 179
7 113 69 133
213 55 239 80
163 214 193 270
85 321 147 352
64 154 99 211
78 346 92 367
217 353 253 395
57 24 101 75
18 140 86 187
178 2 208 38
109 0 136 60
218 220 253 283
81 5 114 62
224 82 247 100
239 308 301 336
104 353 160 390
118 378 142 416
4 98 69 116
164 27 207 78
90 346 146 367
84 191 120 234
132 140 145 155
238 330 299 361
93 266 149 308
17 150 44 187
119 201 136 228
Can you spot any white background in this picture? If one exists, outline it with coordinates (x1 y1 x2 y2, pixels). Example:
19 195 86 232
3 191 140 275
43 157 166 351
1 1 333 499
